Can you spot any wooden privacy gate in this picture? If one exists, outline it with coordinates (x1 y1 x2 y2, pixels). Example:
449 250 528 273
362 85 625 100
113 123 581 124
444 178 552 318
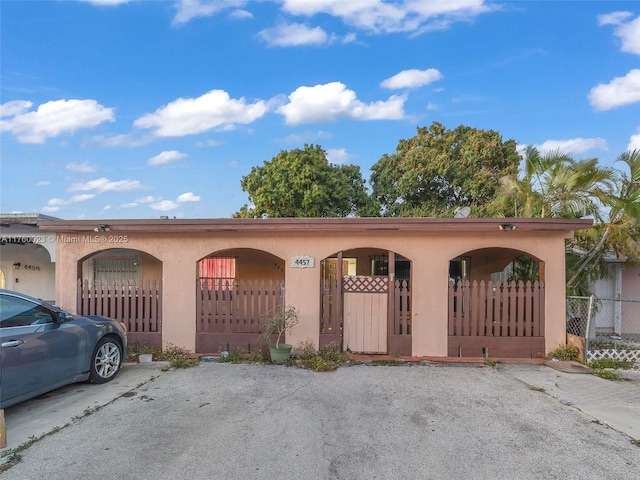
77 279 162 346
196 279 284 353
321 276 411 355
448 280 545 358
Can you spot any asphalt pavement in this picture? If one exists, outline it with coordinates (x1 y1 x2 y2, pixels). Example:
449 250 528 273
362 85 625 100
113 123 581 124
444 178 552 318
1 360 639 479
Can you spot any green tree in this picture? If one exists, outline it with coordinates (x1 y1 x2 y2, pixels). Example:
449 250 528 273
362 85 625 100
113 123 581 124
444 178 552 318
370 122 520 217
234 144 377 218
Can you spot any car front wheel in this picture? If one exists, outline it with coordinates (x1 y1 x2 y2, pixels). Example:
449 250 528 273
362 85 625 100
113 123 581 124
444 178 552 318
89 337 122 384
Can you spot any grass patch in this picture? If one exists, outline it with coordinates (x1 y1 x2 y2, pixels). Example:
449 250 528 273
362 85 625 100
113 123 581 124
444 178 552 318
548 344 580 362
593 369 622 381
484 358 497 368
292 342 348 372
588 358 634 370
371 358 405 366
218 349 244 363
527 385 545 392
128 343 200 369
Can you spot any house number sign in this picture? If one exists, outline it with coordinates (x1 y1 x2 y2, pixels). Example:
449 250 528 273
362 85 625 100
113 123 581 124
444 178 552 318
291 255 315 268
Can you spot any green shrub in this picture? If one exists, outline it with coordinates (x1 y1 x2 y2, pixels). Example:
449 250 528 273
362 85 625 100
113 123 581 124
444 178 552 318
548 344 580 361
292 341 347 372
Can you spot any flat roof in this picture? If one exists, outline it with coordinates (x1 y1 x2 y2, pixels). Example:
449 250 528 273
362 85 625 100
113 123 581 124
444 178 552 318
38 217 593 233
1 213 62 225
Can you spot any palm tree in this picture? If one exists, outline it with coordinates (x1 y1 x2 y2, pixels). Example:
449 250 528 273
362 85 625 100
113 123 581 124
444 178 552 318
566 150 640 289
499 147 608 219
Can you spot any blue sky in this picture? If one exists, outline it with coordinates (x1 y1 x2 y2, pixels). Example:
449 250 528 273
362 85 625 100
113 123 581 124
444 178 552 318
1 0 639 219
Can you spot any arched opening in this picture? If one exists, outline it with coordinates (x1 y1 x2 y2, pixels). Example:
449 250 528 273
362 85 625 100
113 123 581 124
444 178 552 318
320 247 412 355
78 248 163 346
0 241 55 301
448 248 545 359
196 248 285 354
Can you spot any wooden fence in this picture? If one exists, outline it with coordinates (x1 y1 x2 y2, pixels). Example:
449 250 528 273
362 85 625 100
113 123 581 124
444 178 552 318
196 279 284 353
77 279 162 346
447 280 545 358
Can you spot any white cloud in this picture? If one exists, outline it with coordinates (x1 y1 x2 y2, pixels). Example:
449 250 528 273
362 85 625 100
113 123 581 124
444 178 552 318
281 0 491 34
103 205 112 211
534 137 608 155
147 150 187 166
628 128 640 151
0 99 114 144
326 148 350 164
177 192 201 202
150 200 179 211
0 100 32 117
277 82 405 125
589 69 640 111
279 130 332 144
66 161 97 173
148 191 201 211
380 68 443 89
134 89 268 137
259 22 330 46
598 11 640 55
70 194 95 202
229 9 253 20
136 195 159 203
426 102 438 110
36 180 51 186
120 202 138 208
42 193 95 211
68 177 143 192
173 0 247 25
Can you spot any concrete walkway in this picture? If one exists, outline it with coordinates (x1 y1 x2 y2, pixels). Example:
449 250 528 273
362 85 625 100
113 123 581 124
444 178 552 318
499 362 640 441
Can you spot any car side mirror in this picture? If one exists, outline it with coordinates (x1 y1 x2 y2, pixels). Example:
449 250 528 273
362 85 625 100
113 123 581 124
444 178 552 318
57 311 68 322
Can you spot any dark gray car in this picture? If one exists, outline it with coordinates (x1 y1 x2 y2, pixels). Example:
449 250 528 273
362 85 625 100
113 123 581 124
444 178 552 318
0 289 127 408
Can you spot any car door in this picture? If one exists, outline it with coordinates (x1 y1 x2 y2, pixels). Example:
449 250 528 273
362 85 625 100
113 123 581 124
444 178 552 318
0 294 88 406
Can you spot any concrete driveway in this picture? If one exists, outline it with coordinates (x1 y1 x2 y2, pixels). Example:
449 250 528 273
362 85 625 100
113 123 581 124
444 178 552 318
1 362 639 479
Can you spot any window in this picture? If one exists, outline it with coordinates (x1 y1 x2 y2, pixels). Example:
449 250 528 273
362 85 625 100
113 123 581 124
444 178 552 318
198 257 236 288
93 255 140 282
0 294 55 328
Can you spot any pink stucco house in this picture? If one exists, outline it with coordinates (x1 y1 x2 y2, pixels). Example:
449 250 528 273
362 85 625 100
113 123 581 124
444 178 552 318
40 217 592 359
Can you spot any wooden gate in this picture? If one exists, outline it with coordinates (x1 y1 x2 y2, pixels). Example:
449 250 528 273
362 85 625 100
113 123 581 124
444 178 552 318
448 280 545 358
343 276 388 354
77 279 162 346
196 279 284 353
320 276 411 355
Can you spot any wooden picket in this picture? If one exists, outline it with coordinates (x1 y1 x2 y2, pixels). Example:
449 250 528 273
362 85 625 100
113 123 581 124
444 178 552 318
77 279 162 346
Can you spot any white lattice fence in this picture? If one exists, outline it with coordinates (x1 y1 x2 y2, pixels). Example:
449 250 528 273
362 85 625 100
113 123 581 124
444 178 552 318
586 348 640 364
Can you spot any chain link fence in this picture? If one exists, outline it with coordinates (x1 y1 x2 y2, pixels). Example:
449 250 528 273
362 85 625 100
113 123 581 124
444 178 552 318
566 296 640 364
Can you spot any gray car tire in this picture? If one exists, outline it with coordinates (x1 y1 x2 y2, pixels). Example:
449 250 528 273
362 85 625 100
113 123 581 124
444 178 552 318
89 337 122 384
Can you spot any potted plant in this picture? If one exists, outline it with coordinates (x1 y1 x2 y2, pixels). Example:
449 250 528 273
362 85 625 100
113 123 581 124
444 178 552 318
259 306 299 364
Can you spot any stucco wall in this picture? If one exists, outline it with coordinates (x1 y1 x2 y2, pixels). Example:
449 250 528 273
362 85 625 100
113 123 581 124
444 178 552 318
52 227 569 357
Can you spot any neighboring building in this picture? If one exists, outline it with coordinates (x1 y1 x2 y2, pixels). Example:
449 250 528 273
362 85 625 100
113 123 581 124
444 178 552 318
0 213 60 302
592 254 640 340
40 217 592 359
